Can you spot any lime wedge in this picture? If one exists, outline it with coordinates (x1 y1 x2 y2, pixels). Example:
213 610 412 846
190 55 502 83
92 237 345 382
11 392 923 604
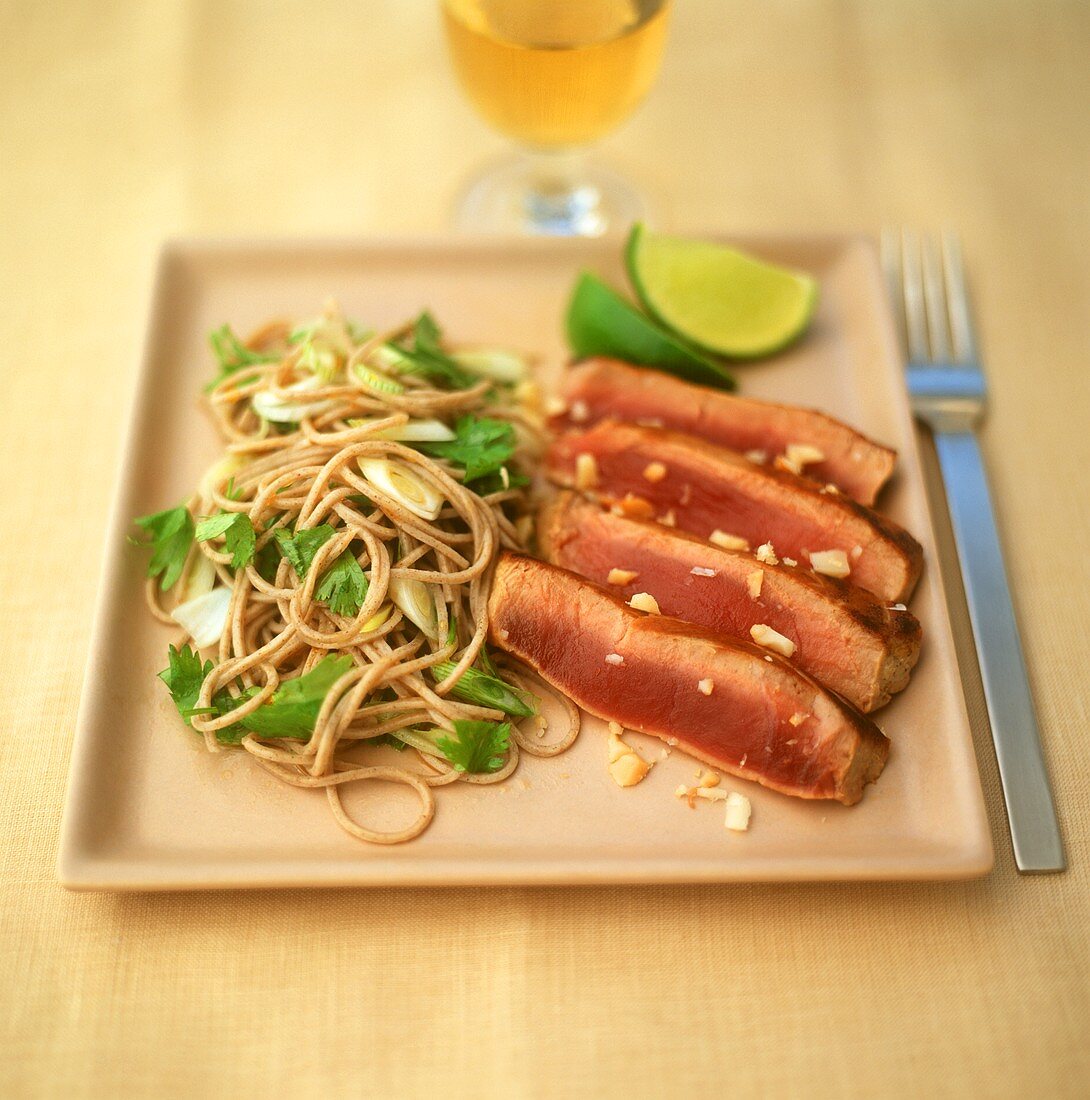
625 224 818 359
566 272 735 390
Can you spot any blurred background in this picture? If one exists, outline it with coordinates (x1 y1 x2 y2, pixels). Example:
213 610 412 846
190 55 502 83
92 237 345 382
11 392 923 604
2 3 1088 1096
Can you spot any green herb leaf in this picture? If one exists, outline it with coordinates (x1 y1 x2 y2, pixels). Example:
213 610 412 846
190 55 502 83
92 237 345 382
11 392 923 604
274 524 335 577
234 655 354 740
158 644 213 726
315 551 369 616
133 505 195 591
205 324 279 392
468 466 529 496
429 663 535 718
195 512 255 570
418 415 517 484
385 312 476 390
254 540 282 583
434 719 510 774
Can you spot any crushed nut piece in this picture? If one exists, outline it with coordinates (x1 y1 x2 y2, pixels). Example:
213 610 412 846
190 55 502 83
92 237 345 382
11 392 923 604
569 399 589 422
690 566 717 577
498 628 510 641
607 567 638 586
785 443 826 468
747 569 764 599
697 678 715 696
724 792 752 832
658 510 677 527
696 787 728 802
710 530 749 551
782 557 797 567
574 452 598 490
628 592 661 615
643 461 667 483
674 784 690 798
755 542 779 565
616 493 655 519
823 483 840 495
700 772 720 788
751 623 796 658
789 712 808 727
810 549 851 578
851 545 863 560
775 455 802 476
785 738 798 746
890 603 907 612
604 652 624 666
745 449 768 464
607 728 650 787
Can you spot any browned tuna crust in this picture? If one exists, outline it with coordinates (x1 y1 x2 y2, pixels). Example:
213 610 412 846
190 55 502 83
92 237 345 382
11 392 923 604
557 357 897 505
538 493 922 712
547 420 923 603
488 552 890 805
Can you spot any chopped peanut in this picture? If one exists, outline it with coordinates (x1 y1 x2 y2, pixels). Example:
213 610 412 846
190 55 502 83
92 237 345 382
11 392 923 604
574 452 598 490
810 549 851 578
569 399 589 422
745 449 768 464
782 557 797 567
724 792 752 832
700 772 721 788
750 623 796 658
789 712 808 727
628 592 660 615
696 787 728 802
615 493 655 520
755 542 779 565
697 678 715 696
747 569 764 599
604 652 624 666
690 566 717 577
658 510 677 527
642 461 667 483
607 728 650 787
607 568 638 586
709 530 749 551
775 455 802 476
785 443 826 469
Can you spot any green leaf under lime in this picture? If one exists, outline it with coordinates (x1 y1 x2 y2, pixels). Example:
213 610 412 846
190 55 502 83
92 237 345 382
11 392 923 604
565 271 736 391
625 223 818 359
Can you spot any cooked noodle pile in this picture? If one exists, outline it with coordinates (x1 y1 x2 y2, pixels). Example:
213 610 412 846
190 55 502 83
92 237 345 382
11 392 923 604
139 304 579 844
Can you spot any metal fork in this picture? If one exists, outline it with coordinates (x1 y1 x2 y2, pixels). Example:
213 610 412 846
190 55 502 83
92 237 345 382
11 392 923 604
882 229 1064 873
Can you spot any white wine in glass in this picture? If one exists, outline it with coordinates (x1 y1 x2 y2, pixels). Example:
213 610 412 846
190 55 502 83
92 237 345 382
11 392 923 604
441 0 672 235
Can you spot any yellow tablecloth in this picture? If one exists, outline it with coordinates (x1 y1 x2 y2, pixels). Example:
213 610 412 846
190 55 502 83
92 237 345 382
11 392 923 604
2 3 1088 1096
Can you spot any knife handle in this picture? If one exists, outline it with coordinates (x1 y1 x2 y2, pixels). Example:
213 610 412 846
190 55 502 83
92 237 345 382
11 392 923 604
933 430 1065 872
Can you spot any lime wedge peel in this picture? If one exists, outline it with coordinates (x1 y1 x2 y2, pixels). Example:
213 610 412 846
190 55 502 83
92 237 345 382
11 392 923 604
565 272 736 391
625 223 818 359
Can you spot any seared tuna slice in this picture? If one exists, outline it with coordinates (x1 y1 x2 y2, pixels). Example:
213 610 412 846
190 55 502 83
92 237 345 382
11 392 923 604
538 493 921 712
546 420 922 603
557 358 896 505
488 553 890 805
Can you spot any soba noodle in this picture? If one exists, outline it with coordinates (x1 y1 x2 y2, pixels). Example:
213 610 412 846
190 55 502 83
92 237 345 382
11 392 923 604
139 304 579 844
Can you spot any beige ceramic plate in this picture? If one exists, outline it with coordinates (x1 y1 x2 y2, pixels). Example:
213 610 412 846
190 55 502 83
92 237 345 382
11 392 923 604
58 236 992 889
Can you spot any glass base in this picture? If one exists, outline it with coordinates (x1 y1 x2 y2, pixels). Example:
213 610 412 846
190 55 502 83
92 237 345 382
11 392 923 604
453 152 647 237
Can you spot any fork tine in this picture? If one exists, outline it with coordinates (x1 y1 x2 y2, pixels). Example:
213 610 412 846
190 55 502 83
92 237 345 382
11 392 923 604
941 232 977 363
900 229 930 362
922 234 951 363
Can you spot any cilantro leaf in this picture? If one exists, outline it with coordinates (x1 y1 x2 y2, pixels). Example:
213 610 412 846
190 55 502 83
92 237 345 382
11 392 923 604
254 540 282 583
234 655 354 740
158 644 213 726
205 324 279 392
469 466 529 496
418 415 517 484
385 312 475 390
207 324 278 387
195 512 255 570
134 505 195 591
434 719 510 774
315 551 368 616
274 525 335 577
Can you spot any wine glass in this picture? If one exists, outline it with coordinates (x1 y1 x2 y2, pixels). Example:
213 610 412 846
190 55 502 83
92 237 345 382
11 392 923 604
441 0 672 236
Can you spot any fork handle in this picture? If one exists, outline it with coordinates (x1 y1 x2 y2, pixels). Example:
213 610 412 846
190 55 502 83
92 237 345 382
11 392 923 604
933 430 1065 872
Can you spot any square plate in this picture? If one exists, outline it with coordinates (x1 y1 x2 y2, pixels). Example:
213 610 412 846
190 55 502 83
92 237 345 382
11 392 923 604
58 236 993 889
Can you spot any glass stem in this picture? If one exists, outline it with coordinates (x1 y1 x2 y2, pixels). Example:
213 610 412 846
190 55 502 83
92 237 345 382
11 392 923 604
520 149 605 237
